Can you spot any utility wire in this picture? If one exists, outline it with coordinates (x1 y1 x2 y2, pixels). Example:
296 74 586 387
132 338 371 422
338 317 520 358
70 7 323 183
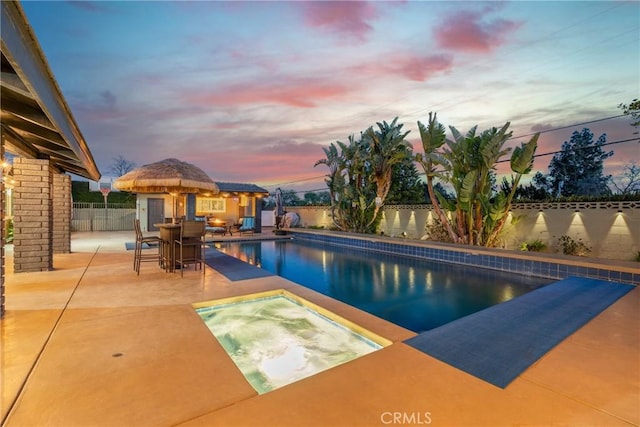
262 114 633 190
265 136 639 194
263 175 323 188
303 2 630 131
510 114 628 139
496 137 640 163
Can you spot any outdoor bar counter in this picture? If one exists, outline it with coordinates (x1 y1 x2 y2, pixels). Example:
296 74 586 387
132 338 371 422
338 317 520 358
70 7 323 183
154 223 181 272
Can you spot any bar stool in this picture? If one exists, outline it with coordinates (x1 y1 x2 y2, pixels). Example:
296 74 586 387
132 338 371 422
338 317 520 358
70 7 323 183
133 219 162 275
174 220 206 277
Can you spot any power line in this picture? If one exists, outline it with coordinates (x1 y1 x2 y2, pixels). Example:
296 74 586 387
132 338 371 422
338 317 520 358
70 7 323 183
267 137 639 195
289 187 327 195
359 3 632 128
510 114 627 139
496 137 639 163
263 175 323 188
284 3 633 140
263 114 633 189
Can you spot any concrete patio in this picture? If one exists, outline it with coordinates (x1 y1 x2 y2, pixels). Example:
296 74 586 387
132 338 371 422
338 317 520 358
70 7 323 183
1 231 638 426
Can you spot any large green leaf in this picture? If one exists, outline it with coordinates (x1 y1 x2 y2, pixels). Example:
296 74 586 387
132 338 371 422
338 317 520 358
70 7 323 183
435 189 455 211
511 133 539 174
417 113 447 154
458 170 477 211
481 122 512 168
477 193 490 216
488 193 508 222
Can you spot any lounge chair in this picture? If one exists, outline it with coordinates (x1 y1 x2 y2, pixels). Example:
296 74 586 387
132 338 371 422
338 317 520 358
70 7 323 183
237 216 255 235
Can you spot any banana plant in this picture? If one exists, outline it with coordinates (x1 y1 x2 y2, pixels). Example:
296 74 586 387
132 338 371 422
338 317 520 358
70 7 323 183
315 141 349 230
415 113 461 243
484 133 539 246
316 118 411 233
416 112 539 247
362 118 411 228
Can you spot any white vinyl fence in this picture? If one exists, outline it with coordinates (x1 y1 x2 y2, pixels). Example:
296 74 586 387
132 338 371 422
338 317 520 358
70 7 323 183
72 203 136 232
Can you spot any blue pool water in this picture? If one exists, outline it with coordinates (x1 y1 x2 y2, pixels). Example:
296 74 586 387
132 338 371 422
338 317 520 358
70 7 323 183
215 239 553 332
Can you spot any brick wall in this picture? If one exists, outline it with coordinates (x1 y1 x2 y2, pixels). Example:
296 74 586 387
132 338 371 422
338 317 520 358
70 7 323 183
13 158 53 272
53 173 71 253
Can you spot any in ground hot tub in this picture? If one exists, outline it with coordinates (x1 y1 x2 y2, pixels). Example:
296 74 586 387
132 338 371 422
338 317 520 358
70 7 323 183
194 289 391 394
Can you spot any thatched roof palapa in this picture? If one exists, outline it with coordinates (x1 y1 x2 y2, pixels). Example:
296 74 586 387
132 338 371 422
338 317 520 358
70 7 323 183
114 158 219 194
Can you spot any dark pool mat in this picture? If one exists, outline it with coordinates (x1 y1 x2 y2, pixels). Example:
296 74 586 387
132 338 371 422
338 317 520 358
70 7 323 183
125 242 151 250
205 250 274 281
405 276 634 388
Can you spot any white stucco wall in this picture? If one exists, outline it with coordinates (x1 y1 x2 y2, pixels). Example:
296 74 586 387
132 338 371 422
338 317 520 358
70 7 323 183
286 202 640 261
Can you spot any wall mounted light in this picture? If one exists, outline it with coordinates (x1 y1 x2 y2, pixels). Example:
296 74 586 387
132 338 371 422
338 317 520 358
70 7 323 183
617 209 623 213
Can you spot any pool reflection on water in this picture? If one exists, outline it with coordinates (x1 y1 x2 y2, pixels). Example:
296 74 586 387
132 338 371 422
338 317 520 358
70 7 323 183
215 239 553 333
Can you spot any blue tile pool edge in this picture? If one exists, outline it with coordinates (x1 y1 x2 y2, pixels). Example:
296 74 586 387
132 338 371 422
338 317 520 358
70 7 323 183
290 231 640 286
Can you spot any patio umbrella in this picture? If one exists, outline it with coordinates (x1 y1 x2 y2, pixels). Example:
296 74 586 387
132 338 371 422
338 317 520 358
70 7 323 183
114 158 219 195
274 187 285 229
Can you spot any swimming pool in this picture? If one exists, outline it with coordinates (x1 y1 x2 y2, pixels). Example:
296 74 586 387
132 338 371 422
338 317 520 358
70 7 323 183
215 239 553 332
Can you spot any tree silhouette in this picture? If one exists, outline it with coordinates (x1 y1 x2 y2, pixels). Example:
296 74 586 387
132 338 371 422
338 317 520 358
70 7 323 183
109 155 136 177
618 98 640 132
547 128 613 197
611 161 640 195
385 154 425 205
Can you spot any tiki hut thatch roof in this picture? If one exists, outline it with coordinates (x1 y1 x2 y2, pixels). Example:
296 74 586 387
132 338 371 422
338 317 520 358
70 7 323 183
114 158 219 194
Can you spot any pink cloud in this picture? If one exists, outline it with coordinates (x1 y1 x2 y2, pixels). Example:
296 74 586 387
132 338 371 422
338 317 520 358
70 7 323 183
301 1 378 42
350 53 453 82
185 78 351 108
434 10 522 53
177 140 326 185
390 54 454 81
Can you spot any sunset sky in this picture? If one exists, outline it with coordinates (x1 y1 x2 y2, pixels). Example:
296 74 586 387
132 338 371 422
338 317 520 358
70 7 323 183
21 1 639 194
